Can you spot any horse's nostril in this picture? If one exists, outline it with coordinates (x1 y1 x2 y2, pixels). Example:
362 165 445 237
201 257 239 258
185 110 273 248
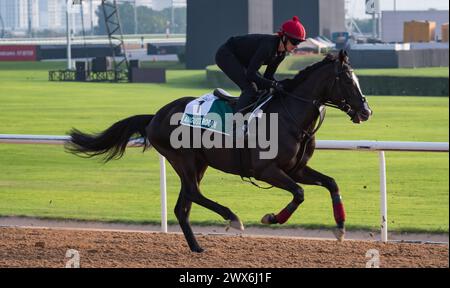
357 110 371 122
362 108 372 117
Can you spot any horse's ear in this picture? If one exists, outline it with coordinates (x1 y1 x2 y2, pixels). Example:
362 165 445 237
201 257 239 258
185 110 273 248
339 49 348 63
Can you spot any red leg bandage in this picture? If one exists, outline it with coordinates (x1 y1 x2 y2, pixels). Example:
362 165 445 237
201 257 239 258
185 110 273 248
275 201 299 224
333 202 346 223
275 209 292 224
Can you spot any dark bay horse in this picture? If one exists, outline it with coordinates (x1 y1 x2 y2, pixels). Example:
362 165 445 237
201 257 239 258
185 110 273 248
67 50 372 252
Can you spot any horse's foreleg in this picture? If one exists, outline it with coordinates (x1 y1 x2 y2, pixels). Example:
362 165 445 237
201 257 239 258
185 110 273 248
293 166 346 240
255 165 304 225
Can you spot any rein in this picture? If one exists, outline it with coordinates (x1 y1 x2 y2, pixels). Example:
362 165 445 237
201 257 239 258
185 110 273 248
279 90 326 137
278 91 327 177
241 91 326 190
238 90 322 190
279 60 354 128
240 61 357 188
278 62 354 177
323 62 354 113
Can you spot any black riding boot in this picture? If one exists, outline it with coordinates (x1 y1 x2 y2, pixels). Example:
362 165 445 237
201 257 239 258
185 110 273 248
234 85 258 113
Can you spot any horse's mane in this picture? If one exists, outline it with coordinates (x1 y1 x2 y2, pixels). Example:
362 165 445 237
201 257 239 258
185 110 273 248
283 53 338 92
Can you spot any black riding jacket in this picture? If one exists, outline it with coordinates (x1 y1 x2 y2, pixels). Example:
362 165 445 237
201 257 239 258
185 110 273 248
224 34 286 89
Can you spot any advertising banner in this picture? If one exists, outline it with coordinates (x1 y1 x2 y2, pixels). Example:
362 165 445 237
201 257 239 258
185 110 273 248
0 45 38 61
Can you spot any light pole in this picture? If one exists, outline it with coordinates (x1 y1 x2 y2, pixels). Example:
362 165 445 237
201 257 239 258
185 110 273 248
90 0 94 35
134 0 138 34
378 9 382 40
27 0 32 37
171 0 175 35
66 0 72 70
0 12 4 38
372 12 376 39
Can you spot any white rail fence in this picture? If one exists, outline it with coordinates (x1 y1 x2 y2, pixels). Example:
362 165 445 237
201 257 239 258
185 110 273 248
0 134 448 242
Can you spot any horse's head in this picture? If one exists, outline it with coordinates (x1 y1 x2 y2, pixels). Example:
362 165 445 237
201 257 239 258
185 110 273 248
324 50 373 124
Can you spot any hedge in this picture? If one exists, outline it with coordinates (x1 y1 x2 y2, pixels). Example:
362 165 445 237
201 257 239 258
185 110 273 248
206 65 449 96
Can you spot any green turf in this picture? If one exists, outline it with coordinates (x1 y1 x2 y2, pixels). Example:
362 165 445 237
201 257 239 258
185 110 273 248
0 62 448 233
355 67 449 78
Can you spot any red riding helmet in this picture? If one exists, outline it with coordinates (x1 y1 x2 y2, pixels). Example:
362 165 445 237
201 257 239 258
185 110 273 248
279 16 306 44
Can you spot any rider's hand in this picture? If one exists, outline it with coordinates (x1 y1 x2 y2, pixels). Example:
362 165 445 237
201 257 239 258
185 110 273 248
272 81 284 93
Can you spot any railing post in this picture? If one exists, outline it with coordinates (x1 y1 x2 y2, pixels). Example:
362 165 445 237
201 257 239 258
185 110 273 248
379 151 388 242
159 154 168 233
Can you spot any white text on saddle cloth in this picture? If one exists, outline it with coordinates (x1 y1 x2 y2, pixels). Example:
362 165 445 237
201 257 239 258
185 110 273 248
171 112 279 160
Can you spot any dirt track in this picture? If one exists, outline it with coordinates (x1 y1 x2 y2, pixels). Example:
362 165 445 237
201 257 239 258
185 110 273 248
0 227 447 268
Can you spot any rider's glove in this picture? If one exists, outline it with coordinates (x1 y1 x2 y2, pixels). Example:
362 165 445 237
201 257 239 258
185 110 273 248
271 81 285 93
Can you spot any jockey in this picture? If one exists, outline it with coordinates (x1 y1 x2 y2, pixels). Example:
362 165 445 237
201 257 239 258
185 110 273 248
215 16 306 112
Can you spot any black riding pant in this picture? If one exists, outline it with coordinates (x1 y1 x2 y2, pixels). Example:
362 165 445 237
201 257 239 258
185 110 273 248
215 45 258 112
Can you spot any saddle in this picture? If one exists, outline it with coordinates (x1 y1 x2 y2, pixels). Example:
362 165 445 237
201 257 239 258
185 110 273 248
213 88 272 114
213 88 239 104
213 88 276 185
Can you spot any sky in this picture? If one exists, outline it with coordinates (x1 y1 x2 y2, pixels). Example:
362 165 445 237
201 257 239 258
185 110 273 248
348 0 449 19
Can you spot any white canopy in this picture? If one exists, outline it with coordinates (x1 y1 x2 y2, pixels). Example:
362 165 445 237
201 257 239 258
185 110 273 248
297 37 334 53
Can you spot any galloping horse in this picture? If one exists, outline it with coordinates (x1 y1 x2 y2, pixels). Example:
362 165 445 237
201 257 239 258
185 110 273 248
67 50 372 252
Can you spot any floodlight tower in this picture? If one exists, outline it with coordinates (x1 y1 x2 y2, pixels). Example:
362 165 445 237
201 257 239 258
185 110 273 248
66 0 73 69
171 0 175 34
345 0 362 36
364 0 381 39
134 0 138 34
89 0 94 35
27 0 32 37
0 12 4 38
101 0 129 81
50 0 130 82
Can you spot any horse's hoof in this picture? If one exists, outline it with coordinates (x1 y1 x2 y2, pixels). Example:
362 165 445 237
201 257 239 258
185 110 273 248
227 218 244 231
261 213 277 225
191 247 205 253
333 228 345 242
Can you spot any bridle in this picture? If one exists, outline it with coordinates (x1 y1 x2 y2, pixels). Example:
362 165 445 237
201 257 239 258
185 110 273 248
244 59 370 188
322 60 370 120
278 60 369 177
279 60 357 135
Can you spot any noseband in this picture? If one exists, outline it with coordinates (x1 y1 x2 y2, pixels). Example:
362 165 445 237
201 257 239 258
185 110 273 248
321 61 369 119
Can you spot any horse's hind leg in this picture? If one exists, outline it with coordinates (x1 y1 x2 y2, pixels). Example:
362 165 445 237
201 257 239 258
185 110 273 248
172 158 243 252
293 166 346 241
174 193 203 252
177 160 243 227
185 185 244 232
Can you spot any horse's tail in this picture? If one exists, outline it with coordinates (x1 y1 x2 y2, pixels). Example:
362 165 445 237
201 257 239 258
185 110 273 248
66 114 154 162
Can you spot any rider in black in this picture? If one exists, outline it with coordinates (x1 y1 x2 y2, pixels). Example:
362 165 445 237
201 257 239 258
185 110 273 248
215 16 306 112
